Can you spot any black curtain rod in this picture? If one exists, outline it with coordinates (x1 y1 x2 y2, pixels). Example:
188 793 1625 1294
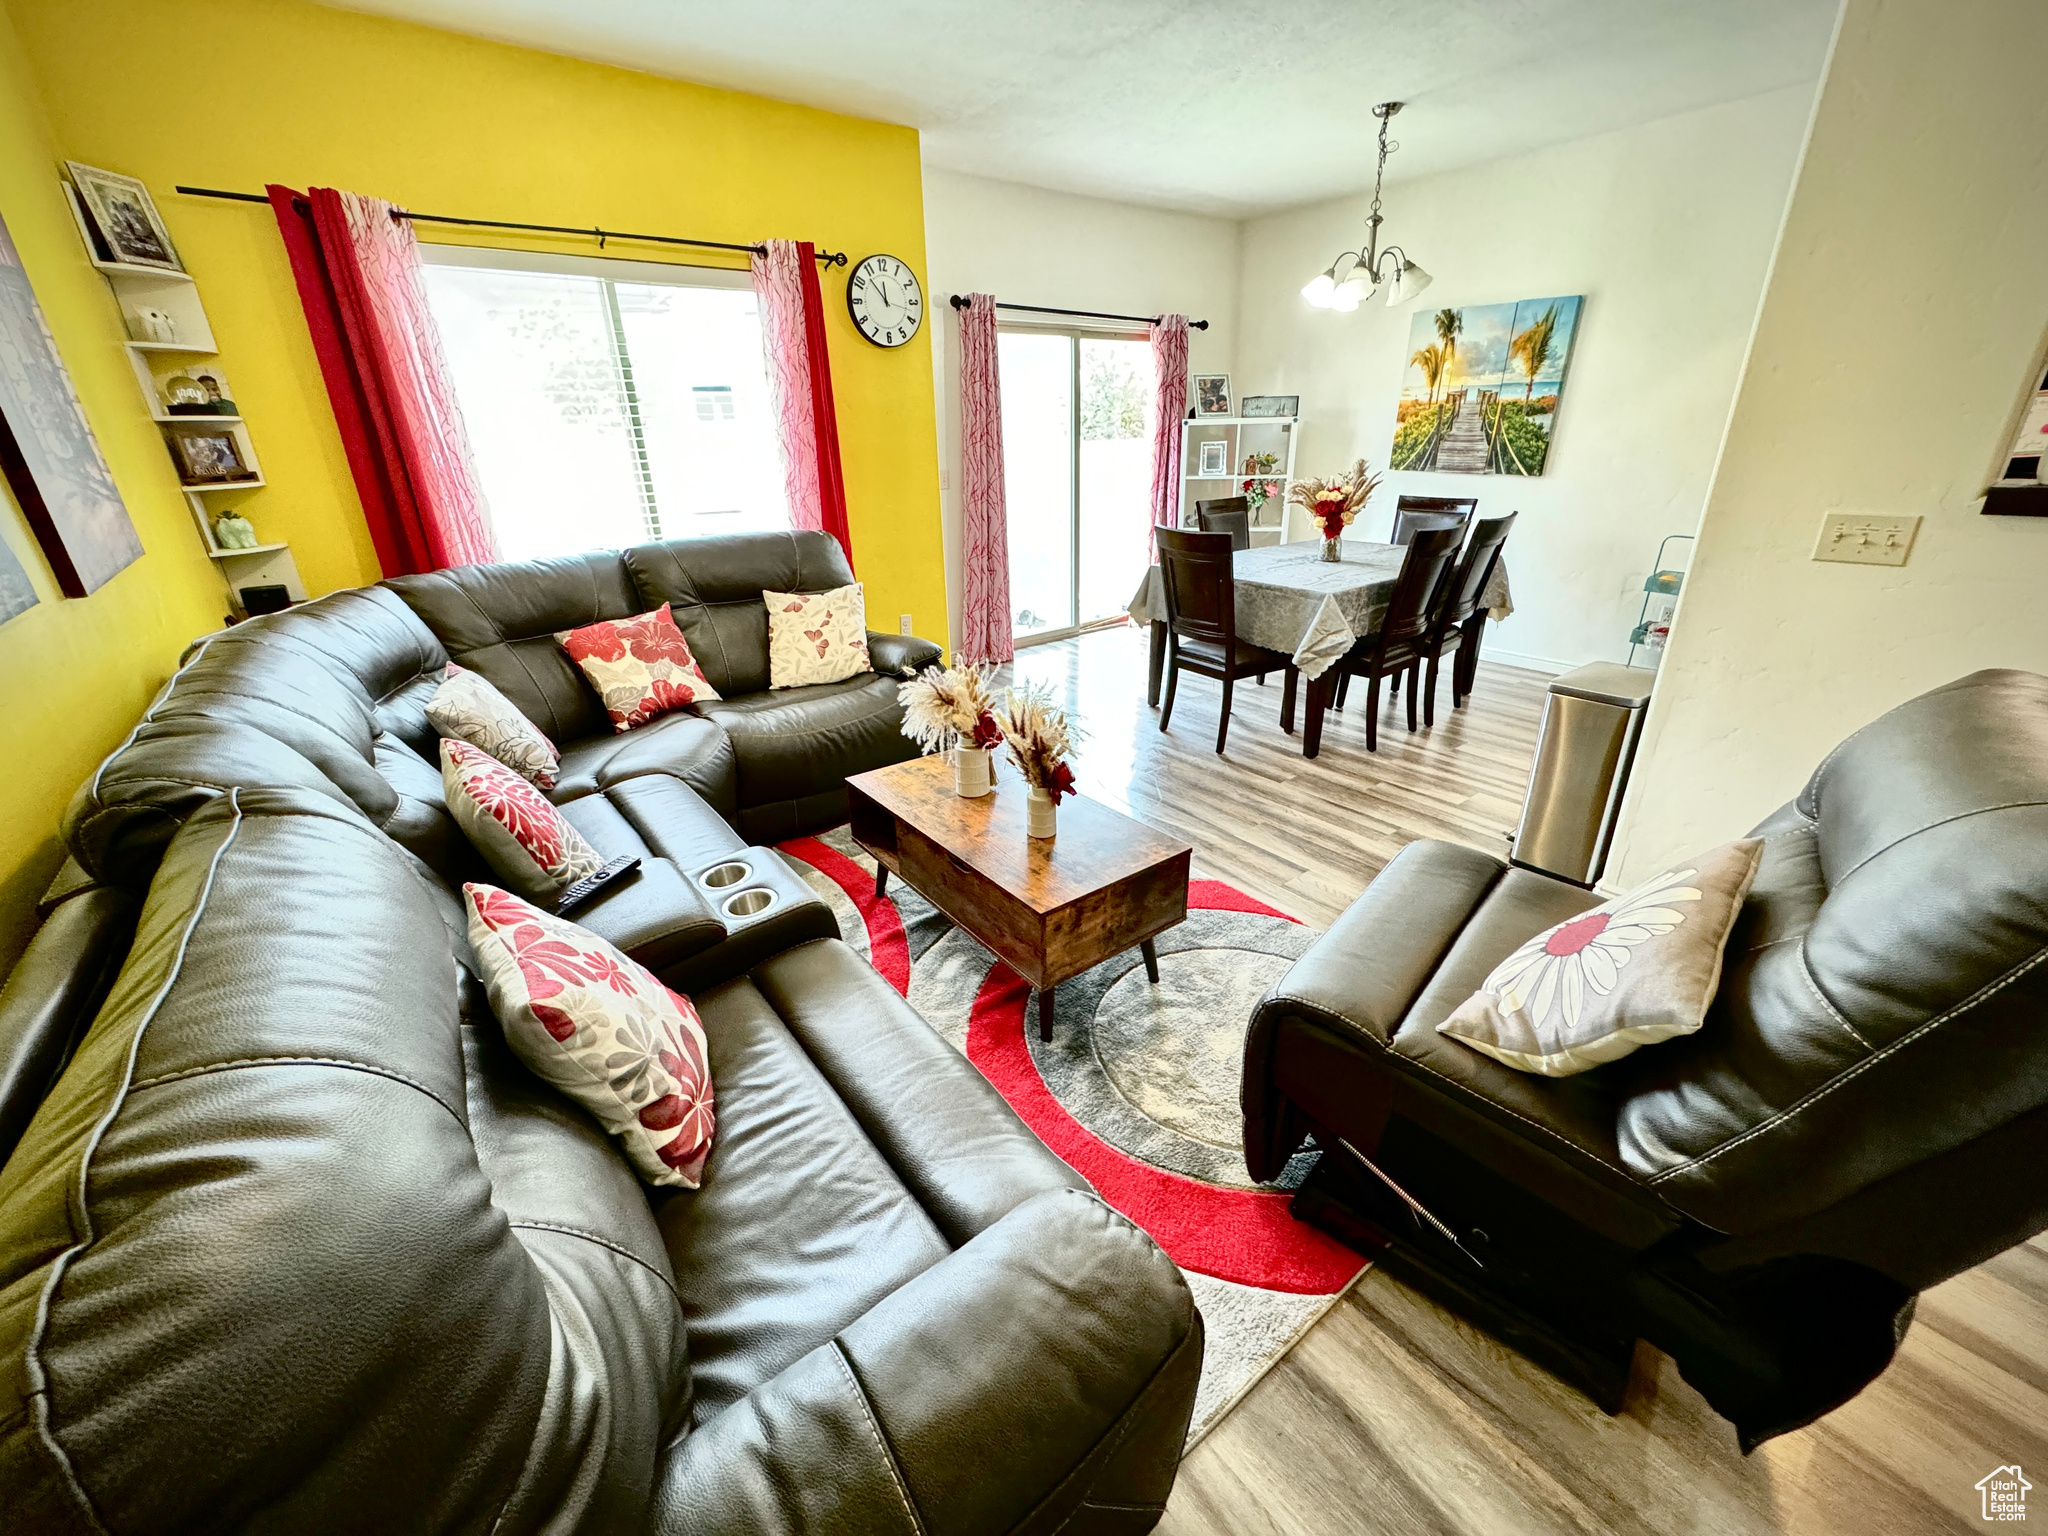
174 186 848 266
948 293 1208 330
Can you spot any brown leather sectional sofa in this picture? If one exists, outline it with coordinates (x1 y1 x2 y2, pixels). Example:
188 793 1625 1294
0 531 1203 1534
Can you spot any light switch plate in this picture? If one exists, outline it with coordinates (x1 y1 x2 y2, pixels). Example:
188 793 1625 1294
899 613 913 634
1813 512 1921 566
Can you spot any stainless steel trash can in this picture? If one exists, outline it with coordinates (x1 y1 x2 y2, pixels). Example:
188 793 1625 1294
1510 662 1657 887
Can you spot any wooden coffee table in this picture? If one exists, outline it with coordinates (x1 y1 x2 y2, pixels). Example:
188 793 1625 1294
847 754 1192 1041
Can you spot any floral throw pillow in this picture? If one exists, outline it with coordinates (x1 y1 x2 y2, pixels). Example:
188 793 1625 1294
557 603 722 733
426 664 559 787
1436 838 1764 1077
764 582 872 690
464 883 715 1188
441 739 601 902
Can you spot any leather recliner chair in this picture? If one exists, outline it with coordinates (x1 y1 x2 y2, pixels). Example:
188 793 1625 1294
1241 669 2048 1448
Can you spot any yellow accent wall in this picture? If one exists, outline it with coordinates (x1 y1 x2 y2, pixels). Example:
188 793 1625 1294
0 2 226 970
1 0 946 963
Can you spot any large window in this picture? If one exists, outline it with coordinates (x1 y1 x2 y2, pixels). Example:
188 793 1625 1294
421 246 788 562
998 329 1153 642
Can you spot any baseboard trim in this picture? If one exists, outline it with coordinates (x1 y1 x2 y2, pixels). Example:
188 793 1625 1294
1480 647 1574 676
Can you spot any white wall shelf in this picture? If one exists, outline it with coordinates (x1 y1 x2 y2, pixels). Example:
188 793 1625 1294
1179 414 1300 542
65 173 304 613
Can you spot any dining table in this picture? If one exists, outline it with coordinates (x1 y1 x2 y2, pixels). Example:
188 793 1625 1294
1125 537 1513 758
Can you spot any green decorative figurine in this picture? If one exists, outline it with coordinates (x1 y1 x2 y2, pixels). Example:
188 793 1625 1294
213 511 259 550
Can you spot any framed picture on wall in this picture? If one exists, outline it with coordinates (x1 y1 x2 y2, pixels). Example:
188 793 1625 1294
64 162 183 272
1390 294 1584 476
0 210 144 597
1197 440 1229 477
1194 374 1231 416
0 531 36 626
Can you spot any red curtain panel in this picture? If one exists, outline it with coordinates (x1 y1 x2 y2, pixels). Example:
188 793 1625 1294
1147 314 1190 561
269 185 496 577
751 239 854 570
953 293 1011 665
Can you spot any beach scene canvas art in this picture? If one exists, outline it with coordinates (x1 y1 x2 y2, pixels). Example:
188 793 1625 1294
1391 295 1582 476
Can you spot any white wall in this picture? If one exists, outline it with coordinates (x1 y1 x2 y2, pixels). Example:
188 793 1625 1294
922 167 1240 644
1233 88 1813 671
1610 0 2048 883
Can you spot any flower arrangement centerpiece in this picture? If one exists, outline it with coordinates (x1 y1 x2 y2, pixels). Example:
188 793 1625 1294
1240 452 1283 518
1288 457 1384 562
998 684 1081 839
900 664 1003 797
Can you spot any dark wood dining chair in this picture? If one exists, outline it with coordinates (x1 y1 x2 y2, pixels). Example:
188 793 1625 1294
1333 502 1467 712
1390 494 1477 545
1418 511 1516 725
1331 525 1463 752
1156 527 1290 754
1194 496 1252 551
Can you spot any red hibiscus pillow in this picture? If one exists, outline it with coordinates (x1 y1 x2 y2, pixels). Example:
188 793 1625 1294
464 883 714 1188
441 739 601 903
557 603 722 732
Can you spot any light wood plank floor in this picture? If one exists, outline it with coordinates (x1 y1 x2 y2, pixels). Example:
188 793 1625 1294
1001 627 2048 1536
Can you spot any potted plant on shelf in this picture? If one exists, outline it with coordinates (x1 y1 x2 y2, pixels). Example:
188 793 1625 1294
1289 458 1383 561
998 685 1080 839
900 664 1004 797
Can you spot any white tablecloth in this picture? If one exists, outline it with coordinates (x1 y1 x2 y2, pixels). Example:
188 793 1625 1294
1128 540 1513 680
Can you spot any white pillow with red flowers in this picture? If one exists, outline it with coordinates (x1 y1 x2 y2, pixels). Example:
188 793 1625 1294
441 738 601 902
764 582 872 689
557 603 722 732
426 663 560 787
464 883 715 1188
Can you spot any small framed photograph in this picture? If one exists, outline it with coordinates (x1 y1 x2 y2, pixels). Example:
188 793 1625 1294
1194 374 1231 416
1197 440 1229 476
169 429 250 484
1240 394 1299 418
65 163 182 272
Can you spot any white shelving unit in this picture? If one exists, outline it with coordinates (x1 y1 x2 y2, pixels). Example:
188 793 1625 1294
1179 415 1300 546
64 180 304 613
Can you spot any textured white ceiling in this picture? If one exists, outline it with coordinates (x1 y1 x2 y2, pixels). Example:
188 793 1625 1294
322 0 1838 217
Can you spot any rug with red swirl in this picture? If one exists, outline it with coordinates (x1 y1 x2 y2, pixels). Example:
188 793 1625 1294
778 827 1369 1444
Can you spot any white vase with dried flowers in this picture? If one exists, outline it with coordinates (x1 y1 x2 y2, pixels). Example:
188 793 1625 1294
899 663 1004 796
1288 458 1384 561
998 684 1081 840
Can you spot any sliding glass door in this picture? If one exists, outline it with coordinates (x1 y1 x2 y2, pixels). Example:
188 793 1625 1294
998 328 1152 644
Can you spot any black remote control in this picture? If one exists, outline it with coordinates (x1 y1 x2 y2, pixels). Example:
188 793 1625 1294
554 855 640 915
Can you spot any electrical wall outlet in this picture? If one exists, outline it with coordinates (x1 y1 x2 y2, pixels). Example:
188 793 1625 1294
899 613 913 634
1813 512 1921 566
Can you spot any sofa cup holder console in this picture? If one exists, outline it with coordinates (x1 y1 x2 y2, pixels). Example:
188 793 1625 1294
721 887 777 919
700 860 752 890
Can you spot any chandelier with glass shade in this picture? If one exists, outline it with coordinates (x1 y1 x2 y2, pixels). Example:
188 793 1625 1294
1302 101 1433 312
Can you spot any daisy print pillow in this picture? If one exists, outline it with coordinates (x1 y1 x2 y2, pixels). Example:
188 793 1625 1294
1438 838 1763 1077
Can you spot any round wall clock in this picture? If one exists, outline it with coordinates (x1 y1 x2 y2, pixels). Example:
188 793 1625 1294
846 254 923 348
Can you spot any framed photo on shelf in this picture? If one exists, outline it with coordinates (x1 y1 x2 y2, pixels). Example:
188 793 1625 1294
1197 440 1229 477
1194 374 1231 416
64 162 182 272
1240 394 1299 418
169 428 251 484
